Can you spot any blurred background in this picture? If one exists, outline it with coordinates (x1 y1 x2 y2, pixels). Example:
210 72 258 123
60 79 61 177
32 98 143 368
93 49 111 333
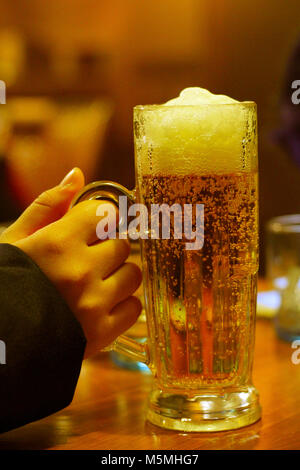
0 0 299 273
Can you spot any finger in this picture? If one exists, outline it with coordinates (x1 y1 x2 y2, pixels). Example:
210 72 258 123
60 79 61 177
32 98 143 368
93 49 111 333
66 199 119 245
92 239 130 279
84 296 142 358
103 262 142 309
0 168 85 243
108 295 142 328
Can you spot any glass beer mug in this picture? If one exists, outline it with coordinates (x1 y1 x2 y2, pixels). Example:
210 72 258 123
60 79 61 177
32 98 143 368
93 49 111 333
72 91 261 432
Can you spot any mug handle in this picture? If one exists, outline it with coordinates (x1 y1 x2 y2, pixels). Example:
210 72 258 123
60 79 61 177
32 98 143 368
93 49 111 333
70 181 150 366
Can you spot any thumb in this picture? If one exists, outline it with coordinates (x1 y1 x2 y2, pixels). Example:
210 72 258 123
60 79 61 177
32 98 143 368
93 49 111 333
1 168 85 243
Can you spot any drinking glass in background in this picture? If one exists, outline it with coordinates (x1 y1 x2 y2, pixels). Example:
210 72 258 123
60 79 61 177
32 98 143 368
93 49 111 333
266 214 300 341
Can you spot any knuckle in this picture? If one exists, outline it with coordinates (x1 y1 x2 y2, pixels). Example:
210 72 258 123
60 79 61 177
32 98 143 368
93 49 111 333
78 295 107 317
120 239 131 257
35 189 56 209
57 259 90 285
126 262 142 285
67 265 89 284
113 238 130 259
45 232 66 255
128 296 142 317
78 298 95 316
69 199 99 218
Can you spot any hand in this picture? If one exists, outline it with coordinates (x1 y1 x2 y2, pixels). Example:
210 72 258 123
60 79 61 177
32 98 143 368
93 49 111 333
0 168 142 358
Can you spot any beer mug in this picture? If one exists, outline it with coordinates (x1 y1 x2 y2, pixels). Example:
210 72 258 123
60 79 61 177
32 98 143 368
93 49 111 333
72 95 261 432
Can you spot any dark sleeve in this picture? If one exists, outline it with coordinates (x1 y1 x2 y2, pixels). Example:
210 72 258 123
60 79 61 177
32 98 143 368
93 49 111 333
0 243 86 433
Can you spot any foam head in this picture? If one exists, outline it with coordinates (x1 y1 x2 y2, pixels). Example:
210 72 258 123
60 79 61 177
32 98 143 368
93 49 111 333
134 87 257 175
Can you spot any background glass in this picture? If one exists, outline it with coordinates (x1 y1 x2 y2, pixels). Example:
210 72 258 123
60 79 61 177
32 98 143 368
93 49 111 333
266 214 300 341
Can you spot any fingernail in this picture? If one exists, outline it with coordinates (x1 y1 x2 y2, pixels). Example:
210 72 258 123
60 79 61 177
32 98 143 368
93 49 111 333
60 168 77 187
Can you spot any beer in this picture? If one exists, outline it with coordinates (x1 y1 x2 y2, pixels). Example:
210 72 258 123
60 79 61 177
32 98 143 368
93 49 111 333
139 171 258 388
133 88 261 430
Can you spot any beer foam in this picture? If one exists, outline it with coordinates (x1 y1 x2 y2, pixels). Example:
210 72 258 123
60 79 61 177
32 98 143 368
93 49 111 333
164 87 238 106
135 87 257 174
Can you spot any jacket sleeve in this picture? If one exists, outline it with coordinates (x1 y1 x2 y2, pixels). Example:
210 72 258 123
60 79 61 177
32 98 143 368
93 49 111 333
0 243 86 433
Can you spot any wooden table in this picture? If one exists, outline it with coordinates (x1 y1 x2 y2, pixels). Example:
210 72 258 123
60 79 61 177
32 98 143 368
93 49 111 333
0 318 299 450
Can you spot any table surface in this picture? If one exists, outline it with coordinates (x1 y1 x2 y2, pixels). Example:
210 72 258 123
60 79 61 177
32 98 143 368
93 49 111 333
0 318 299 450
